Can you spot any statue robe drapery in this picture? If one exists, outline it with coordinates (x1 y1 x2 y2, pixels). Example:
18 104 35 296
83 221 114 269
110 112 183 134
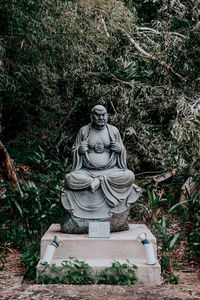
61 123 141 219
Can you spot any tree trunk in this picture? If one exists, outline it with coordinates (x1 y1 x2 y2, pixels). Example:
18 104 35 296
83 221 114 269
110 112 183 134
0 140 18 188
180 177 198 208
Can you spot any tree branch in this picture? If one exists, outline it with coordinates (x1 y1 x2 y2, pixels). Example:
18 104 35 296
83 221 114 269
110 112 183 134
100 16 110 38
59 101 78 130
124 31 153 58
137 27 186 38
135 170 167 177
122 29 186 81
87 72 134 87
137 27 160 35
0 140 18 188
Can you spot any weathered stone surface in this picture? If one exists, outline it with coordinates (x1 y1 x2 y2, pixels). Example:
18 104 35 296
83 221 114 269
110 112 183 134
39 224 157 261
60 105 141 233
37 224 161 285
60 209 130 233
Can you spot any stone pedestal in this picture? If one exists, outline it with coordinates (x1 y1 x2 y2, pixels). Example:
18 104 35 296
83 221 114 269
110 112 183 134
37 224 161 285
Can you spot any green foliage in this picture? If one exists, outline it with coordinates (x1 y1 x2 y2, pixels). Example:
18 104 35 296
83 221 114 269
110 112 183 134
37 258 138 285
188 221 200 257
1 0 200 175
1 138 70 240
1 180 60 247
169 188 200 257
153 217 180 283
21 241 40 280
169 189 199 223
138 189 164 223
154 216 180 278
0 141 70 278
97 260 138 285
161 254 179 284
154 217 180 253
164 271 179 284
37 257 96 284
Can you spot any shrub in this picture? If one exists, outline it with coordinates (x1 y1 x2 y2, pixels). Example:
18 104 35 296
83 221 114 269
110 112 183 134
37 258 138 285
97 260 138 285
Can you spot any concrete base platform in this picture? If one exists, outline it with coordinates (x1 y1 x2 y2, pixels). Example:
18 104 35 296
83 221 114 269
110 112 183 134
37 224 161 285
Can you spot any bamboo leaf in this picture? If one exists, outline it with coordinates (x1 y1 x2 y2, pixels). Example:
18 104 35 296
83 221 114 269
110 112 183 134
169 201 188 214
169 233 180 250
11 198 23 216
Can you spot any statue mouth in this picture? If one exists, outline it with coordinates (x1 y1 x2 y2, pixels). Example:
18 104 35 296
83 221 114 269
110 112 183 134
96 121 105 125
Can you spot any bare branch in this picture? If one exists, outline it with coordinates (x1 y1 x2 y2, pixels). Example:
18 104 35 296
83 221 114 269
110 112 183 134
137 26 186 38
137 27 160 35
110 100 119 115
123 31 153 58
167 65 186 81
59 101 78 130
0 140 18 188
100 16 110 38
122 29 186 81
169 32 186 38
142 34 160 47
135 170 167 177
87 72 134 87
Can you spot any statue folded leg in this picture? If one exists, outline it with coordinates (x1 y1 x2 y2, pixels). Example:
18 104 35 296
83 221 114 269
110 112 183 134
65 171 93 190
105 169 135 188
65 169 134 191
61 168 141 233
64 168 139 210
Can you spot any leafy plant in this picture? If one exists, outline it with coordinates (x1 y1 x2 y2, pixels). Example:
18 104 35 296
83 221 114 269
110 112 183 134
21 241 40 280
169 188 200 257
164 272 179 284
153 217 180 283
188 217 200 257
97 260 138 285
1 180 60 248
37 257 96 284
169 188 200 224
155 217 180 252
61 258 96 285
132 188 165 223
37 259 138 285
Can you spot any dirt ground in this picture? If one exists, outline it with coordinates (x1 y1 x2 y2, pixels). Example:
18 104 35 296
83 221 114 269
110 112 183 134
0 251 199 300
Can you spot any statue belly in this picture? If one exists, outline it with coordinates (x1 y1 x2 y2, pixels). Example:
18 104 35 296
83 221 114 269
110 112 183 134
88 152 111 168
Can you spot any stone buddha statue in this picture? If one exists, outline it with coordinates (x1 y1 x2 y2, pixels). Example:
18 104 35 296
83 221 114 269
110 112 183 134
61 105 141 233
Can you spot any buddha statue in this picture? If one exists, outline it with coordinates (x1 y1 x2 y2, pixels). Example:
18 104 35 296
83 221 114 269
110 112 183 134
61 105 141 233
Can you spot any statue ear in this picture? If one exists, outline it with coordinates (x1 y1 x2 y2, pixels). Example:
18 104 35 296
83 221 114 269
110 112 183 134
90 114 93 123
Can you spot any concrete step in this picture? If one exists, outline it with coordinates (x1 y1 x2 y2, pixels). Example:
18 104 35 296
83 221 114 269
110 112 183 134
37 258 161 285
40 224 157 260
37 223 161 285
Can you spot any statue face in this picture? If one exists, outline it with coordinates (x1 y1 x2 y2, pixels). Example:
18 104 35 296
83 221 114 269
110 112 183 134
91 110 108 128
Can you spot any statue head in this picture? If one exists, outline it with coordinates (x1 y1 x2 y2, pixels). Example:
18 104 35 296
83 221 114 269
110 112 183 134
90 105 108 129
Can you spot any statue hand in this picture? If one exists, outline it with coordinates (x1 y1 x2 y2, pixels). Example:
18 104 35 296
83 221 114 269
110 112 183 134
110 141 122 153
78 141 89 154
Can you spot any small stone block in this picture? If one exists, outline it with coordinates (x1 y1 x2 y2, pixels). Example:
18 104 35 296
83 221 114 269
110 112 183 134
88 221 110 238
